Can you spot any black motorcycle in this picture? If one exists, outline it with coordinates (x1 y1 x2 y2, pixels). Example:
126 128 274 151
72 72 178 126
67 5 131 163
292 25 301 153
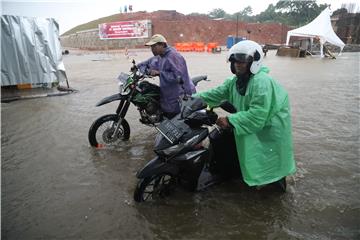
133 97 242 202
88 60 208 148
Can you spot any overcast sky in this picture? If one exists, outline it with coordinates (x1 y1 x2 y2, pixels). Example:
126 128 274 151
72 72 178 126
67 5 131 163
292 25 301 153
2 0 357 34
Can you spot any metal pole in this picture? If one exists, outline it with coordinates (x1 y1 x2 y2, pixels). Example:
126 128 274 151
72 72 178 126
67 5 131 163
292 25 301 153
236 13 239 42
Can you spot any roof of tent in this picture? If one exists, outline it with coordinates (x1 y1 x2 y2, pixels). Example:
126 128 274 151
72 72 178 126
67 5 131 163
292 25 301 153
286 7 345 50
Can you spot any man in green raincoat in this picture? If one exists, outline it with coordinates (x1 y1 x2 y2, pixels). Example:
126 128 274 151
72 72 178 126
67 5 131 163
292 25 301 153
196 40 296 190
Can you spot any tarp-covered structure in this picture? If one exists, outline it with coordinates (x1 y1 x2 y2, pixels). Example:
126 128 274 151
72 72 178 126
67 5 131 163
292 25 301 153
286 7 345 57
1 15 67 87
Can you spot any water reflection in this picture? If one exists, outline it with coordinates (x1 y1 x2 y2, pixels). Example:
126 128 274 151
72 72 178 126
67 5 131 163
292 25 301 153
134 182 295 239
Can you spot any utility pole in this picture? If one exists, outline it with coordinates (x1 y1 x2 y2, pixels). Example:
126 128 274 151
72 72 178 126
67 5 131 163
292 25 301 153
236 13 239 42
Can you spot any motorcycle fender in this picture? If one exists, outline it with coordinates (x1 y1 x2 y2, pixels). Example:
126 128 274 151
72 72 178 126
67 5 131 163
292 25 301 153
136 157 179 179
96 93 127 106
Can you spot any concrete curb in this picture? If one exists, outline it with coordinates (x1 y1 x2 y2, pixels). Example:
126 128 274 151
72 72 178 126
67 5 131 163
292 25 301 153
1 89 78 103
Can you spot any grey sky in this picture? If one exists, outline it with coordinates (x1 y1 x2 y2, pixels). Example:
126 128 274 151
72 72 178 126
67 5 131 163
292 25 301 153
1 0 353 34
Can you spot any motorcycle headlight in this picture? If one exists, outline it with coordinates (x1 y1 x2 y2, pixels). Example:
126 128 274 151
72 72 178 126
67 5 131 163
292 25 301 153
117 72 131 94
118 81 124 92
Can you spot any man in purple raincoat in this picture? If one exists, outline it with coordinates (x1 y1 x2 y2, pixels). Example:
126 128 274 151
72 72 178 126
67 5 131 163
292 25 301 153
137 34 196 119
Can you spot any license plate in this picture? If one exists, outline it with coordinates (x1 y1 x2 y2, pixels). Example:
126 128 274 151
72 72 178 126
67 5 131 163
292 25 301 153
157 119 184 144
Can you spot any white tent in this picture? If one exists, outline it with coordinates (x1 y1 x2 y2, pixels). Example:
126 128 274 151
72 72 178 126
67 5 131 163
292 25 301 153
286 7 345 57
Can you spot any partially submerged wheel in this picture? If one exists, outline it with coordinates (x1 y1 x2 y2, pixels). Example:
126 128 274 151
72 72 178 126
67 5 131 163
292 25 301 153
134 173 176 202
88 114 130 148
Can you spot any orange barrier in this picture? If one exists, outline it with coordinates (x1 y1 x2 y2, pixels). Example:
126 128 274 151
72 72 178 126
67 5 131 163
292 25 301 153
175 42 207 52
184 42 193 52
175 43 184 51
193 42 205 52
207 42 218 52
175 42 220 52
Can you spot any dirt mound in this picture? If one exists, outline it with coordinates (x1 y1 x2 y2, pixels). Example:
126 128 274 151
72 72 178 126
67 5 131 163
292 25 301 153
114 10 209 22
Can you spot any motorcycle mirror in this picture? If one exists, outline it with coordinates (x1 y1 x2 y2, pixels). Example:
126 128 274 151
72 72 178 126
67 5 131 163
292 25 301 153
181 97 207 118
130 60 138 73
192 97 207 111
219 101 237 113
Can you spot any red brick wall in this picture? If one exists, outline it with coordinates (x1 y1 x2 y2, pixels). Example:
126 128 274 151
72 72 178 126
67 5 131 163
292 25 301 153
110 10 291 45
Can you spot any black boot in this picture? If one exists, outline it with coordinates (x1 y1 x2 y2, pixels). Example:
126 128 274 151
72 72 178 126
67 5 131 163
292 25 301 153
273 177 287 192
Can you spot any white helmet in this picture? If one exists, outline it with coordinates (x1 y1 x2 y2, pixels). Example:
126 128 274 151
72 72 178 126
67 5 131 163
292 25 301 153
228 40 264 74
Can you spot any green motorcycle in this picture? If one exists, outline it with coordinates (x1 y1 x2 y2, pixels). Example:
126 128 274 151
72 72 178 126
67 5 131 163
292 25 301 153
88 60 208 148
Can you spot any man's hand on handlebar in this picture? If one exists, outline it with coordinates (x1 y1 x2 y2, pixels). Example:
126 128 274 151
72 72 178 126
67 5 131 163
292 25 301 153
149 70 160 76
216 117 231 129
130 65 137 72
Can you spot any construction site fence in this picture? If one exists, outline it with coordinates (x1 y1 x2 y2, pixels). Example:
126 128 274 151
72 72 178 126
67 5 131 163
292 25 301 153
175 42 220 52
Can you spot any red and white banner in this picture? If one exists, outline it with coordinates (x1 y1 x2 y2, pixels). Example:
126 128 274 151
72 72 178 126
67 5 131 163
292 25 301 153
99 20 150 39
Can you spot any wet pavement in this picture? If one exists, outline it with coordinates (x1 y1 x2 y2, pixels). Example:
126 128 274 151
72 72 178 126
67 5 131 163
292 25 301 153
1 49 360 239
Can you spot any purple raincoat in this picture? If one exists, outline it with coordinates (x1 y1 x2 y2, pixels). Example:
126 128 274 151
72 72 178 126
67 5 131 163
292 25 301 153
137 47 196 114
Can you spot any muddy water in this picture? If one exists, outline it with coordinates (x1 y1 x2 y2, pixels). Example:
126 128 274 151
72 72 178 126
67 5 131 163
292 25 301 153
2 50 359 239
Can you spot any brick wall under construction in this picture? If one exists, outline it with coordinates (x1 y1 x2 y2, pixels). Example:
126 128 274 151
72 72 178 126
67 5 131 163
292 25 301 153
60 11 291 50
60 22 289 50
60 29 151 50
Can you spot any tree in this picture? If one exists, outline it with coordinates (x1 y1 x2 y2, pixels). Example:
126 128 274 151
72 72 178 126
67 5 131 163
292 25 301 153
275 0 328 26
240 6 253 16
340 3 359 13
208 8 227 19
254 4 279 23
236 6 253 22
204 1 336 26
188 12 208 18
332 8 348 16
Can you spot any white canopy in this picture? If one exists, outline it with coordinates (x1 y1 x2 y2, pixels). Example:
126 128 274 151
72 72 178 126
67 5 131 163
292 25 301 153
286 7 345 57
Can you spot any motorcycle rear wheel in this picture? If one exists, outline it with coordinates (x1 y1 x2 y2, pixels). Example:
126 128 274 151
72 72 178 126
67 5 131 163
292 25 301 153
134 173 175 202
88 114 130 148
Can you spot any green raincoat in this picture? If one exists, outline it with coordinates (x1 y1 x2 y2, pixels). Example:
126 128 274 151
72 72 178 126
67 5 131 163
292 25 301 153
197 66 296 186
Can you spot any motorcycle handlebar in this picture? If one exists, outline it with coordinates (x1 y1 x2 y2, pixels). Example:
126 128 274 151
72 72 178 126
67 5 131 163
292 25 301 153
129 66 153 81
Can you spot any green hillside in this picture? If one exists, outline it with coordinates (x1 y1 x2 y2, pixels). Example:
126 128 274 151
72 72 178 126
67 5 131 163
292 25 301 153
62 13 121 36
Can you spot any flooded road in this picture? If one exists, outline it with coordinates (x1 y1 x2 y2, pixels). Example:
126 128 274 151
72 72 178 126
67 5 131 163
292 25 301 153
2 50 359 239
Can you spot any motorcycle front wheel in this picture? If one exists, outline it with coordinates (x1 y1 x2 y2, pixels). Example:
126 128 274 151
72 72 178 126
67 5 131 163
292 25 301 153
88 114 130 148
134 173 176 202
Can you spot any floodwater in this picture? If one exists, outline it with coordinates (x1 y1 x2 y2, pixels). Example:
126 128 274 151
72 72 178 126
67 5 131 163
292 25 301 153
2 49 359 239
